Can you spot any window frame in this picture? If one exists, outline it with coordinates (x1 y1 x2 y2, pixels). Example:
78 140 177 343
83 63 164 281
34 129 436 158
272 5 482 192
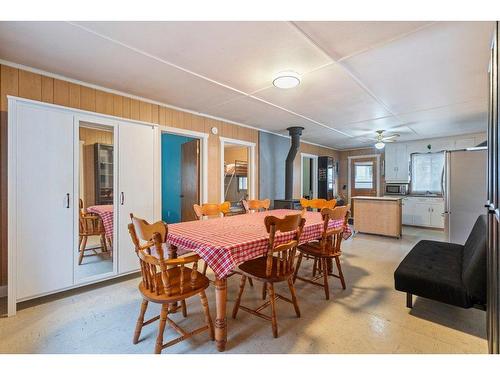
354 161 374 190
409 151 445 195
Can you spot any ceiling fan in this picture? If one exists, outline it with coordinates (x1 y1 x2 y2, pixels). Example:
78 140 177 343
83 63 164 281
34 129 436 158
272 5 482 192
372 130 400 149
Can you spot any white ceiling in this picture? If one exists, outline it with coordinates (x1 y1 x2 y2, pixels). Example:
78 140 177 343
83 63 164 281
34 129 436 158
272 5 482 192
0 21 493 149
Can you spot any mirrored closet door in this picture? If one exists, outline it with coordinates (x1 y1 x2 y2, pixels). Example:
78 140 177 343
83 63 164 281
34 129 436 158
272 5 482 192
75 120 117 282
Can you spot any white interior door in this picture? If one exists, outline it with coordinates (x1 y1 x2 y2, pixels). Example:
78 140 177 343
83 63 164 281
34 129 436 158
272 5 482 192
118 122 155 274
16 103 74 299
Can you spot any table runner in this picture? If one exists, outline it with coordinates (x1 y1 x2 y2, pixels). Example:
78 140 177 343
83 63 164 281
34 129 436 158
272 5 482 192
167 209 352 279
87 205 114 241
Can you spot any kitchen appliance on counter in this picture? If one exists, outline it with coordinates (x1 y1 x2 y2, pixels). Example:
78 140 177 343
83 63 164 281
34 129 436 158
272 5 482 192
385 183 409 196
443 149 487 244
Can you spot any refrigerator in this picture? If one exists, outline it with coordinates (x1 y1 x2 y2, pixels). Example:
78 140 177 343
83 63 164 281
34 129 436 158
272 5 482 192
318 156 335 200
443 149 487 245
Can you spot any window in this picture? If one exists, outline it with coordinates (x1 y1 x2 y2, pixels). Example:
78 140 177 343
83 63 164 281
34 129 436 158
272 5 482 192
354 162 373 189
238 176 248 191
410 152 445 194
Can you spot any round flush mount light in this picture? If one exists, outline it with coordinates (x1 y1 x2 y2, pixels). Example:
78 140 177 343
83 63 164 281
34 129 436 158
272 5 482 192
375 142 386 150
273 71 301 89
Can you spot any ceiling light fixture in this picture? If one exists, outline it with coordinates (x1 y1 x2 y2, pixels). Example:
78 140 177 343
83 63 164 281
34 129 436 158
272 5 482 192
375 142 385 150
273 71 301 89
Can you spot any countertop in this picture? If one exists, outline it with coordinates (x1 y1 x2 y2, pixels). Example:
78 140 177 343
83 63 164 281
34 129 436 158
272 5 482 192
352 196 403 201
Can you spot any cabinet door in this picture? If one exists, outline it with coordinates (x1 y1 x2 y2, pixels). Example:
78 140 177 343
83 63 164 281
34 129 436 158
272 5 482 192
16 103 74 299
401 198 414 225
430 202 445 228
384 144 397 180
117 122 156 274
413 202 431 226
396 144 409 181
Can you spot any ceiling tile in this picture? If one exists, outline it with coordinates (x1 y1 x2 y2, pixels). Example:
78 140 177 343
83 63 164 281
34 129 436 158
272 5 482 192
255 63 391 126
398 99 487 138
295 21 431 59
75 21 332 93
0 21 242 112
204 95 318 134
342 21 494 114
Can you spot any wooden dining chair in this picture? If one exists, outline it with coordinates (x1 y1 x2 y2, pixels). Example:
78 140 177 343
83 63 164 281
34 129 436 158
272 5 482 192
300 198 325 211
242 198 271 213
293 205 350 300
232 213 305 338
193 201 231 220
78 199 108 265
128 214 214 354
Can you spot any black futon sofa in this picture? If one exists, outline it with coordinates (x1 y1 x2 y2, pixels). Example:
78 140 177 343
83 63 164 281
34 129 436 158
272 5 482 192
394 215 487 310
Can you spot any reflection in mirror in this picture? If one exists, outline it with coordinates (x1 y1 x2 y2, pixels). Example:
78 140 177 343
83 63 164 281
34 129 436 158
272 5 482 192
76 123 114 280
223 144 249 215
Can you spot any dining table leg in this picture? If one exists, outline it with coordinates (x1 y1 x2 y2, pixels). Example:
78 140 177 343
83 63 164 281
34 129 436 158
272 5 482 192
214 277 227 352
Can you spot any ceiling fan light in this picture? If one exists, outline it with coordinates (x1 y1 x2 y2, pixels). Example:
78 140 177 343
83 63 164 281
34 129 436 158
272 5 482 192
375 142 385 150
273 71 301 89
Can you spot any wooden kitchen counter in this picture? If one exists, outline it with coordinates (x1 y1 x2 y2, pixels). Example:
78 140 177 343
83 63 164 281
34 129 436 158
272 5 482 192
352 196 402 238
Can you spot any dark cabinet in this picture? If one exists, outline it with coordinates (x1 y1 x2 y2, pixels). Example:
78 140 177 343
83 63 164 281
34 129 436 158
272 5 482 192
318 156 336 200
94 143 114 205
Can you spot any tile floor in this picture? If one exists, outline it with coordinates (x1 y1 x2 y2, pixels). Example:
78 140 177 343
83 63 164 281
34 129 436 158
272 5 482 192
0 226 487 353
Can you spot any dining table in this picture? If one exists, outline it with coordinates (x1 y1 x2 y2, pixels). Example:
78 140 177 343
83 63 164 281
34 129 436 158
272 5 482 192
87 204 114 243
166 208 352 352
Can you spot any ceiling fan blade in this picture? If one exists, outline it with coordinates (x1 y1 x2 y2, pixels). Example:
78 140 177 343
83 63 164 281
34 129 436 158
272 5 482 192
382 134 400 141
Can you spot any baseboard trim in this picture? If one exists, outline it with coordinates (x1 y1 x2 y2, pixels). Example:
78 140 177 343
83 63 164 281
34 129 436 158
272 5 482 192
0 285 7 298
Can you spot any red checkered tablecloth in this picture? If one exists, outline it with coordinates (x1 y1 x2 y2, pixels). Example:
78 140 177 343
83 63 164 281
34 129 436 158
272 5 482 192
167 209 352 279
87 205 114 241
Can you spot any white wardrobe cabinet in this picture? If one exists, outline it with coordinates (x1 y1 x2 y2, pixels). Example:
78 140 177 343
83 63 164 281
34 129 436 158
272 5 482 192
8 97 159 316
117 121 156 274
14 103 75 300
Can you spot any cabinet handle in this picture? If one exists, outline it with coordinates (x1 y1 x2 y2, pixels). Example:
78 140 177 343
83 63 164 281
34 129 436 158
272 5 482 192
120 192 124 205
66 193 70 208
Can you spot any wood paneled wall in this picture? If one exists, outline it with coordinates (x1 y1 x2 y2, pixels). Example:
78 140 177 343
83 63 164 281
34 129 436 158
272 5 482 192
0 63 339 287
338 148 385 199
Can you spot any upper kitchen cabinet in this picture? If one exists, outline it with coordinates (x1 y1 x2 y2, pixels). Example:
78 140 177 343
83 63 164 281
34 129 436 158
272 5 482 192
384 143 409 182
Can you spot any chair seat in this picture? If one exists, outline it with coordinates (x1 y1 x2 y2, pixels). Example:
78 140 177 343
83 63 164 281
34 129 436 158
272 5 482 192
298 241 340 258
394 240 470 308
237 256 293 282
139 267 210 304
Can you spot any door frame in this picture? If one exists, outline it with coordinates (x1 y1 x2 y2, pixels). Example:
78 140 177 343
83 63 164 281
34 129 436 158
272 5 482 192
159 127 209 209
220 137 256 203
347 154 381 199
300 153 318 199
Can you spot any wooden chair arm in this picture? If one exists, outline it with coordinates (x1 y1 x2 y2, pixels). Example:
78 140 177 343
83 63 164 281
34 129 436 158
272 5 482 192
164 254 201 266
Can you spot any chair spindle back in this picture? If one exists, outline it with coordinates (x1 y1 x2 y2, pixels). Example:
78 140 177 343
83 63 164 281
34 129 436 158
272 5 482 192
264 214 305 278
128 214 200 297
193 201 231 219
318 205 350 256
243 199 271 213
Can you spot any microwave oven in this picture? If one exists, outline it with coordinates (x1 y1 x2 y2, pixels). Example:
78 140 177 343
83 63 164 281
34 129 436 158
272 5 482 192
385 183 409 196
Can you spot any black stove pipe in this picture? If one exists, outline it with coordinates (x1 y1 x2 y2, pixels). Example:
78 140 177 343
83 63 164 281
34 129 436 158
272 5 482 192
285 126 304 200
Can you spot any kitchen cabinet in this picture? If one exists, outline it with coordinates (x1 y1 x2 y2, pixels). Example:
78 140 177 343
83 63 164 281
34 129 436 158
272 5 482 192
385 143 409 182
400 196 444 228
401 197 414 225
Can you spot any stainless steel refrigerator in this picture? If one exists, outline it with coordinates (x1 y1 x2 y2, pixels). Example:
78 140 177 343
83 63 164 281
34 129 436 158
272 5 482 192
443 149 487 245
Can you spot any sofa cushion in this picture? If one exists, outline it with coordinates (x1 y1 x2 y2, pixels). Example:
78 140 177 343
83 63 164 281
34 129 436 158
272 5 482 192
394 240 471 308
462 215 487 305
